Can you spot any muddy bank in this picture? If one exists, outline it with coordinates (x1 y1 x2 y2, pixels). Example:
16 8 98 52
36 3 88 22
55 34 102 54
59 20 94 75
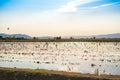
0 67 120 80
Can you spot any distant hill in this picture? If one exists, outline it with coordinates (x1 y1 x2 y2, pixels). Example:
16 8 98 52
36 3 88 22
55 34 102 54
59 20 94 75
95 33 120 38
38 36 54 39
0 33 32 39
0 33 120 39
63 33 120 39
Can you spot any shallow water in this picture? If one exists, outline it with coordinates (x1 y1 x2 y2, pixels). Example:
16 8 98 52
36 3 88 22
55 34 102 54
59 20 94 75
0 42 120 75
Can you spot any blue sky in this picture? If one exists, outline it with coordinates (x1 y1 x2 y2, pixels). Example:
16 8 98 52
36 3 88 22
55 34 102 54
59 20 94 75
0 0 120 36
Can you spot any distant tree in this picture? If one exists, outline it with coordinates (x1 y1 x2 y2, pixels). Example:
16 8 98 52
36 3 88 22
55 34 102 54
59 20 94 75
54 36 61 40
33 37 38 40
93 36 96 39
58 36 61 39
0 36 3 39
16 37 25 40
70 37 73 39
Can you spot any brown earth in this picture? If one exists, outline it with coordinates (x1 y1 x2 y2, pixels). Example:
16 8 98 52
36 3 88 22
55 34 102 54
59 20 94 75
0 67 120 80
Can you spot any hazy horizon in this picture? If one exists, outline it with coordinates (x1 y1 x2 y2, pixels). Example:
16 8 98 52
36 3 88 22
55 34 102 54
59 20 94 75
0 32 120 38
0 0 120 36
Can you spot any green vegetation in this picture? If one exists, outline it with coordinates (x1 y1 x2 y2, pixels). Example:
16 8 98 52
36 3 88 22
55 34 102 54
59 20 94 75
0 36 120 42
0 67 120 80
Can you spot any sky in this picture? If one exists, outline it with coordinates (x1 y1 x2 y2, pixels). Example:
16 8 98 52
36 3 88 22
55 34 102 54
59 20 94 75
0 0 120 37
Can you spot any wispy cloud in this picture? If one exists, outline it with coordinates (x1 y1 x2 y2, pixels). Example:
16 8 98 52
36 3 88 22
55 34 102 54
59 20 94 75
56 0 98 13
91 2 120 9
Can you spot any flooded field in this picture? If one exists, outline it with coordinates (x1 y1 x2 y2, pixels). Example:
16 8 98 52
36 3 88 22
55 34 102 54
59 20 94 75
0 42 120 75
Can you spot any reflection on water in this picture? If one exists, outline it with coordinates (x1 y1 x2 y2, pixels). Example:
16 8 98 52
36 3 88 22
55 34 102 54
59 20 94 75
0 42 120 75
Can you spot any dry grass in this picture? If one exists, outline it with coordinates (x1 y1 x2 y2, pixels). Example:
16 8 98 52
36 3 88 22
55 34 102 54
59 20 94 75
0 67 120 80
0 38 120 42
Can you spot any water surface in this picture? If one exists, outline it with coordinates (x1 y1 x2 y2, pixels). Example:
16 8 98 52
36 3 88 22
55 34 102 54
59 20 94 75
0 42 120 75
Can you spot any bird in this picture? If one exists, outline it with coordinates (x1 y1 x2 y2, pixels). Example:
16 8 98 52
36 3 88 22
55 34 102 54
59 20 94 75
7 27 9 30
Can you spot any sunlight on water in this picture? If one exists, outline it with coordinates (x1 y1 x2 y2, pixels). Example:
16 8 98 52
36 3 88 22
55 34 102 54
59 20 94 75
0 42 120 75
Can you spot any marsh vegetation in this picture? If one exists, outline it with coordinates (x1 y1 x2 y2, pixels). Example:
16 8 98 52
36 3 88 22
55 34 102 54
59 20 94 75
0 42 120 75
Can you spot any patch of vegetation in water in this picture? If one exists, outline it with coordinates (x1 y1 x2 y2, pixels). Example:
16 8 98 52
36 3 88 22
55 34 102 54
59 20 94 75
0 38 120 42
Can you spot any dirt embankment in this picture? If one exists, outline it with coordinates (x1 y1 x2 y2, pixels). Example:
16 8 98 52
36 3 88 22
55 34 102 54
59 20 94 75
0 67 120 80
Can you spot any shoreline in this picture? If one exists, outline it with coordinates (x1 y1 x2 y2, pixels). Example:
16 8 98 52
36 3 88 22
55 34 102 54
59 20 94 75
0 38 120 42
0 67 120 80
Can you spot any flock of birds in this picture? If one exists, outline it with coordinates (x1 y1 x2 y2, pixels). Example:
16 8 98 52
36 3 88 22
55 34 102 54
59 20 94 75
0 42 120 75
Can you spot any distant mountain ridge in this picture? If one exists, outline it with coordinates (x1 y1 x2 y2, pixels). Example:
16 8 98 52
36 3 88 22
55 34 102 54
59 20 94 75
69 33 120 39
0 33 120 39
38 36 54 39
0 33 32 39
95 33 120 38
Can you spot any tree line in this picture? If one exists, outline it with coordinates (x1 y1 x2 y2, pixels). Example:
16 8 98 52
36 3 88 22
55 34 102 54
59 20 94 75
0 36 120 42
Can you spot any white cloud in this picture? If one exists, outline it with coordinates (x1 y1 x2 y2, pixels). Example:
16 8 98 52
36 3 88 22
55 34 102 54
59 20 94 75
92 2 119 9
56 0 98 13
